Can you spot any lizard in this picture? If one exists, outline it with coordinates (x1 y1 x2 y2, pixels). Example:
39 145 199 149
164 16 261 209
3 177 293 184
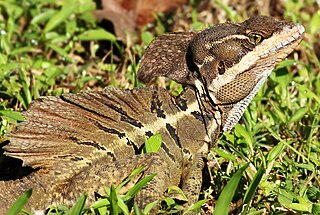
0 15 304 214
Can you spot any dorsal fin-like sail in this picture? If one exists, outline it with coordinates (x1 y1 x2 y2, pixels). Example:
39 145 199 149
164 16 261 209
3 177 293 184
5 88 164 181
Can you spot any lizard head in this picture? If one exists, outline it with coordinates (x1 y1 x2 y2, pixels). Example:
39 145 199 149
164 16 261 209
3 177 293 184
187 16 304 130
189 16 304 103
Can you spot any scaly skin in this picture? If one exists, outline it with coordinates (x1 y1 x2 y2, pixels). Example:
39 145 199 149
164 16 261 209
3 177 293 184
0 16 304 214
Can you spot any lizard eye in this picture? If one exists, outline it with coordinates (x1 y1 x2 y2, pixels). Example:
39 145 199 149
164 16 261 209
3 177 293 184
248 33 264 45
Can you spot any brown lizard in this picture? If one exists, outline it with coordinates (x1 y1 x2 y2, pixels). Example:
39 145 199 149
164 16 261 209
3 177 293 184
0 16 304 214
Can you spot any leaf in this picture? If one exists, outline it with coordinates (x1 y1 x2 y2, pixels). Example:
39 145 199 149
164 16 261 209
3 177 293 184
72 0 96 14
312 203 320 214
77 29 117 41
10 47 37 56
31 9 56 25
164 197 176 207
214 148 236 161
270 100 287 123
44 32 60 40
44 67 64 85
97 206 108 215
213 0 237 21
235 123 253 152
0 1 23 20
167 185 188 201
90 198 110 208
0 62 18 72
295 163 314 171
295 83 320 104
44 5 77 32
275 59 301 70
0 110 24 121
278 189 294 206
278 190 312 212
117 197 129 215
183 199 208 214
310 10 320 35
289 202 312 212
143 200 159 214
116 166 144 191
213 163 250 215
266 142 285 162
19 69 32 107
109 185 119 215
6 189 32 215
0 53 8 64
70 193 87 215
51 35 71 44
47 43 71 61
133 202 142 215
143 133 162 153
141 31 154 46
289 107 308 123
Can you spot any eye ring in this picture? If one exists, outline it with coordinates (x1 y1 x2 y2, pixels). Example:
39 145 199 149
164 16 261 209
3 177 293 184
248 33 264 45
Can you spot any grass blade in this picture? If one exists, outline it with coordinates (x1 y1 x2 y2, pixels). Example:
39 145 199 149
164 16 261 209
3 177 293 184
109 185 119 215
183 199 208 214
242 166 265 213
70 193 87 215
77 29 117 41
31 9 56 25
123 173 157 201
7 189 32 215
289 107 308 123
143 200 159 214
295 83 320 104
44 6 76 32
117 196 129 215
116 166 144 192
133 202 142 215
0 110 24 121
19 68 32 107
47 43 71 62
213 163 250 215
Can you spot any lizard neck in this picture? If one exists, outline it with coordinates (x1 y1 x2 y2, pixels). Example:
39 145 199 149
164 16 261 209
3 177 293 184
179 86 223 149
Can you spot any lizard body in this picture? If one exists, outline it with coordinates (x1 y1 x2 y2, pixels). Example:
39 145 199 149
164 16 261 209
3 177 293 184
0 16 304 214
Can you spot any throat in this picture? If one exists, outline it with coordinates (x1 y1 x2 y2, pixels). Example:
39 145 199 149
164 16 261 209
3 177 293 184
220 69 272 131
187 86 223 145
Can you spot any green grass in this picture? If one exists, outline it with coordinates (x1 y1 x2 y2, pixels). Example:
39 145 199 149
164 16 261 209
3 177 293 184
0 0 319 214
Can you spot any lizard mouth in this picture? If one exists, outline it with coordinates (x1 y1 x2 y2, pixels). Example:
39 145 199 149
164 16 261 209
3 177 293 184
236 23 305 76
258 23 305 58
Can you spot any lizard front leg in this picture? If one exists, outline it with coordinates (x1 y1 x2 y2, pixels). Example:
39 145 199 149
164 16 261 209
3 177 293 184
53 152 180 213
181 143 208 213
133 153 178 212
